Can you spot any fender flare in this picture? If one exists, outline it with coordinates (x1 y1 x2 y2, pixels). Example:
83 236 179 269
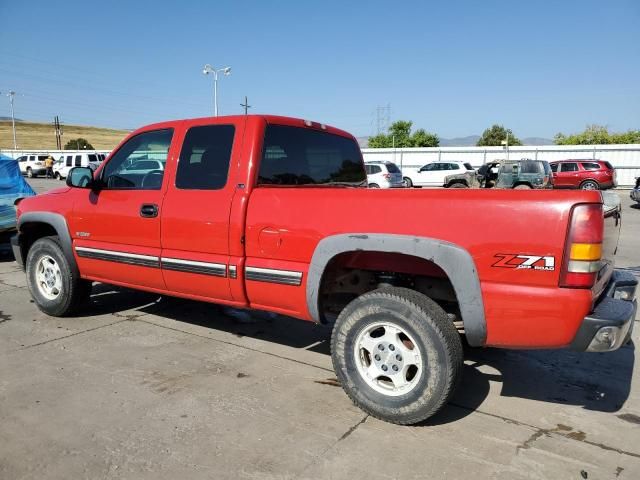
17 212 79 276
306 233 487 347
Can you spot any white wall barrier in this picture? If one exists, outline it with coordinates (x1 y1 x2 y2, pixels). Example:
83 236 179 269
3 145 640 187
362 144 640 187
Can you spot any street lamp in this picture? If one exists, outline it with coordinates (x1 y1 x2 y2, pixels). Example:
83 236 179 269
202 64 231 117
1 90 18 149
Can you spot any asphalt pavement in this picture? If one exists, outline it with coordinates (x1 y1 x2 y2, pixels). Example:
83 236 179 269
1 178 638 479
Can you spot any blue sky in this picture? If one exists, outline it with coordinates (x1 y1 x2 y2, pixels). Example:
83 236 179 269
0 0 638 139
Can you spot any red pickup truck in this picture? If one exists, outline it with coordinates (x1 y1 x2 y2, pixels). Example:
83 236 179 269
11 115 637 425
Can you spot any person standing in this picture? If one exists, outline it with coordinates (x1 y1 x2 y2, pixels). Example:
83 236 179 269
44 155 54 178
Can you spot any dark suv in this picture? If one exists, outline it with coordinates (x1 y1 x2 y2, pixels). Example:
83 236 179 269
550 160 616 190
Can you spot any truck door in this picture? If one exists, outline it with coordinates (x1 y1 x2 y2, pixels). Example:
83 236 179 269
70 128 174 290
159 120 241 301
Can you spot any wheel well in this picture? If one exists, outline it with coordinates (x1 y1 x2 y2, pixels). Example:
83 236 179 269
446 180 468 187
318 251 461 329
19 222 58 260
580 178 599 186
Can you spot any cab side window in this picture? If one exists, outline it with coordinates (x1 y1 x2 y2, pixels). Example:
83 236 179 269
101 129 173 190
176 125 235 190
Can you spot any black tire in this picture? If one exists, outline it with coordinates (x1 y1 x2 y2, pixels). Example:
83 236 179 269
25 236 92 316
55 172 62 180
447 182 468 188
580 180 599 190
368 183 380 188
26 167 34 178
513 184 532 189
403 177 413 188
331 287 463 425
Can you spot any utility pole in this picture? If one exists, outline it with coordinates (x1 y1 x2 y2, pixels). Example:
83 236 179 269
240 96 251 115
4 91 18 149
53 116 63 149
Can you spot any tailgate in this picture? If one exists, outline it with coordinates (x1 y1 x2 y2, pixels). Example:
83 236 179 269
594 192 622 296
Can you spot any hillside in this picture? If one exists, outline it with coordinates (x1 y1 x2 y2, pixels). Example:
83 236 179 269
0 121 129 150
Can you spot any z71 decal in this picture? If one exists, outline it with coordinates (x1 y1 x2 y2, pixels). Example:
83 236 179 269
493 254 555 271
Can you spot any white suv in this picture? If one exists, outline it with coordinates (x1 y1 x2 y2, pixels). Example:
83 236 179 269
365 161 403 188
53 152 104 180
16 154 50 178
404 160 475 187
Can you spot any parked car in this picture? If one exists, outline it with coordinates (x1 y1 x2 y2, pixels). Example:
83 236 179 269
0 154 36 244
54 152 103 180
365 161 403 188
549 160 616 190
404 160 475 187
496 159 553 189
11 115 636 426
631 177 640 205
16 154 51 178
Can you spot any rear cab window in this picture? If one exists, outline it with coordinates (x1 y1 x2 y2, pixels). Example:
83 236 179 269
464 163 474 171
581 162 601 170
258 125 365 186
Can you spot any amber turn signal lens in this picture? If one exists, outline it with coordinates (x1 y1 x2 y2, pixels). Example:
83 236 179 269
570 243 602 261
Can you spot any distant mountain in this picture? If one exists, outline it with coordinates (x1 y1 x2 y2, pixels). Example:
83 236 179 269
0 116 22 122
521 137 554 146
357 134 554 148
439 135 480 147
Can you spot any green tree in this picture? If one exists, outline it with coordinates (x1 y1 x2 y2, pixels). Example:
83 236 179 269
410 128 440 147
368 120 439 148
555 125 640 145
64 138 94 150
476 124 522 146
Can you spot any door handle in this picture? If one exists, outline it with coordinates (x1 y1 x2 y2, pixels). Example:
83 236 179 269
140 203 159 218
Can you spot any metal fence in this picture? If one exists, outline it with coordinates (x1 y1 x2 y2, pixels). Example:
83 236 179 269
3 144 640 187
362 144 640 187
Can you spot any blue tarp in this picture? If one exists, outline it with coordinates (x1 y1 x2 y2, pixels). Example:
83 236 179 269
0 154 37 233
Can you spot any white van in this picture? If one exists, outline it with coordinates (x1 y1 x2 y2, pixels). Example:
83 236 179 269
53 152 104 180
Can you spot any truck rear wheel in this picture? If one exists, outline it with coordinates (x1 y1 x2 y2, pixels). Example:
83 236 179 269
331 287 463 425
26 237 92 316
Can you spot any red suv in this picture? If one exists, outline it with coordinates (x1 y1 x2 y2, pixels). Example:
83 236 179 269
550 160 616 190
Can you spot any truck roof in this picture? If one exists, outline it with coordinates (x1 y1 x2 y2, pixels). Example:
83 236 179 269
131 114 355 140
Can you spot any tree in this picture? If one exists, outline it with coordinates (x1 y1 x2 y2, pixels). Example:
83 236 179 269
410 129 440 148
64 138 94 150
368 120 439 148
476 125 522 146
554 125 640 145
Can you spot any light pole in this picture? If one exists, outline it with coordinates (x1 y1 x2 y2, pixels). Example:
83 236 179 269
2 91 18 149
202 64 231 116
501 131 510 161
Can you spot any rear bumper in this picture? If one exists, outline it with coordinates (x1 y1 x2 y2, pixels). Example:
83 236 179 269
570 270 637 352
10 233 24 269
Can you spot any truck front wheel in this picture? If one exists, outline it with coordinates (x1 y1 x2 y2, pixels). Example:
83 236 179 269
26 237 92 316
331 287 463 425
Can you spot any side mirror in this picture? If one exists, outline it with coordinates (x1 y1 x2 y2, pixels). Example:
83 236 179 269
66 167 96 189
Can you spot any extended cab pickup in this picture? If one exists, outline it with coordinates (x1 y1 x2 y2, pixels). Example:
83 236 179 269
11 115 637 425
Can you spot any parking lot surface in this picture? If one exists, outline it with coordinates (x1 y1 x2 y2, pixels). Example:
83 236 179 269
1 178 639 479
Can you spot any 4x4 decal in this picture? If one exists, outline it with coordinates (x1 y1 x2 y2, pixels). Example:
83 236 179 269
493 254 555 271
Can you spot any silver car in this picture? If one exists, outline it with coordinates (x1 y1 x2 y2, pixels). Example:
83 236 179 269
365 161 404 188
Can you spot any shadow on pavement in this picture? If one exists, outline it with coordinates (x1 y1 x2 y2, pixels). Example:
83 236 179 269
81 284 635 426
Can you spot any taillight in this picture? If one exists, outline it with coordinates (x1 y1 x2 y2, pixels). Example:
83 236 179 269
383 173 391 179
560 204 604 288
